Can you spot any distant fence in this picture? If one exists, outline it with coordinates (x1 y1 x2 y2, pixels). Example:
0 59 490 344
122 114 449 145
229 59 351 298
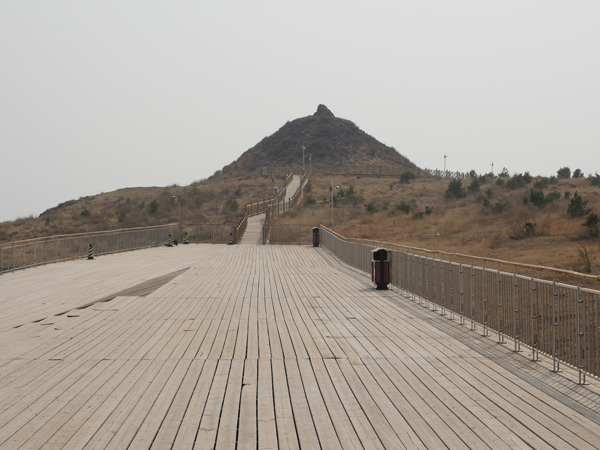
319 226 600 383
312 165 477 180
261 225 316 245
0 223 234 274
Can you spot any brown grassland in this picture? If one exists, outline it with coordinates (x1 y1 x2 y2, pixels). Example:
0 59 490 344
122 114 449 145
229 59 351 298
278 173 600 279
2 170 599 285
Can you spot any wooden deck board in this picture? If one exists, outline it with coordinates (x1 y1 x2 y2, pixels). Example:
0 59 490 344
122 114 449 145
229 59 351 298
1 244 600 449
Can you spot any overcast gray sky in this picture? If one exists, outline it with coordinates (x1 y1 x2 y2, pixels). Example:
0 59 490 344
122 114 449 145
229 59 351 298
1 1 598 222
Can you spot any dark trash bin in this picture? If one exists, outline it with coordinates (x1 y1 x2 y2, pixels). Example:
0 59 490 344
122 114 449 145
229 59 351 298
312 227 320 247
371 248 390 290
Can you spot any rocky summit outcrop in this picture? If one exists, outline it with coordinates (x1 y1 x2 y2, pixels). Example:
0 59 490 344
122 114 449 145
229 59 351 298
216 105 416 177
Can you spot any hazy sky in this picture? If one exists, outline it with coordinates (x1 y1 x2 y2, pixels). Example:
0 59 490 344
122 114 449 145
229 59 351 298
1 1 599 222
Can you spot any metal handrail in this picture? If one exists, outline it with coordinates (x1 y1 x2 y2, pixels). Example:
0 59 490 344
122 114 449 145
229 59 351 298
319 225 600 383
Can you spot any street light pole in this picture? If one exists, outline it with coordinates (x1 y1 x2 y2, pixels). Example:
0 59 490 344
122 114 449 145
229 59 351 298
331 178 334 229
174 195 181 243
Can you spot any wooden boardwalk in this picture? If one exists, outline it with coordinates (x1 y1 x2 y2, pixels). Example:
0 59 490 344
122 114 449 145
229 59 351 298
1 244 600 449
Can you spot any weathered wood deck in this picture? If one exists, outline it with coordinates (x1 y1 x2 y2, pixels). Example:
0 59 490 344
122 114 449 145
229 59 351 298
1 244 600 449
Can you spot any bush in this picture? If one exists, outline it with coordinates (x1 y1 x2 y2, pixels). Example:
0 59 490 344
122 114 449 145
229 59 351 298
445 179 467 199
567 192 592 218
582 213 600 237
305 196 316 205
234 187 242 197
399 171 416 184
138 201 145 209
226 199 239 211
546 191 561 202
382 201 390 210
493 199 508 213
482 197 491 207
396 202 411 214
117 212 127 222
522 196 529 205
364 203 378 213
557 167 571 179
564 191 571 200
572 169 582 179
529 189 547 208
484 188 494 197
495 178 505 186
498 167 510 178
506 172 533 189
524 222 537 236
195 196 204 206
468 177 482 193
413 211 425 219
305 182 312 192
80 209 91 217
425 206 433 215
589 173 600 187
149 200 160 214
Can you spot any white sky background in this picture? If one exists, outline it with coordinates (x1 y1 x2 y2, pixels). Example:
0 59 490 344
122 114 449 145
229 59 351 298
1 1 599 222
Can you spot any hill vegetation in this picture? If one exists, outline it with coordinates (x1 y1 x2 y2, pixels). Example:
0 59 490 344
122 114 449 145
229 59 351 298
280 168 600 276
214 104 416 178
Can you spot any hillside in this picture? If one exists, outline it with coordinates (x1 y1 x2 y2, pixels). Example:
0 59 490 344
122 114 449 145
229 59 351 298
215 104 416 177
278 171 600 280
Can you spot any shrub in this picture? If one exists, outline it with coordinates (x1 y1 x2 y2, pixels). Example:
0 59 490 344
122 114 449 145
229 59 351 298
589 173 600 187
572 169 582 179
546 191 561 202
399 171 416 184
414 211 425 219
445 179 467 199
557 167 571 179
138 201 145 209
529 189 547 208
45 216 50 225
564 191 571 200
425 206 433 215
396 202 411 214
498 167 510 178
484 188 494 197
226 199 239 211
495 178 505 186
567 192 592 218
80 209 91 217
506 172 533 189
149 200 160 214
195 196 204 206
364 203 378 213
234 187 242 197
468 177 482 193
305 182 312 192
117 212 127 222
582 213 600 237
382 201 389 210
482 197 491 207
522 196 529 205
524 222 537 236
305 196 316 205
493 199 508 213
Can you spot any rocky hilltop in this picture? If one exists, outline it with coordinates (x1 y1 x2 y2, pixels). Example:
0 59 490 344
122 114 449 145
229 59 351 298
216 105 416 177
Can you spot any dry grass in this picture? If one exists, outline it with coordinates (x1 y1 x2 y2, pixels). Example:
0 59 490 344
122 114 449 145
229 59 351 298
280 174 600 280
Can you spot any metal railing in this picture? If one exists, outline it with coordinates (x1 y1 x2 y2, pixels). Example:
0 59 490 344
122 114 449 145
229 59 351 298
320 226 600 383
261 225 316 245
184 224 233 244
0 224 179 274
0 223 235 274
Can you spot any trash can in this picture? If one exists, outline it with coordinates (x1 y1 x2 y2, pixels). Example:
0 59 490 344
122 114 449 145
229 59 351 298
371 248 390 290
312 227 320 247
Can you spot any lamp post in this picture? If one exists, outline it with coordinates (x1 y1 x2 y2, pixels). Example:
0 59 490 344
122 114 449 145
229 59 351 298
444 154 447 173
173 195 181 243
330 179 339 230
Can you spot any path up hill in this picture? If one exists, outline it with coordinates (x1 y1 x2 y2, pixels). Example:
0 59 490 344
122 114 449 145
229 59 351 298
216 104 416 177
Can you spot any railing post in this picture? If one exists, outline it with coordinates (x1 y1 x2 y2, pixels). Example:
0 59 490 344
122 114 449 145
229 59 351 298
498 267 505 344
551 279 561 370
577 282 589 384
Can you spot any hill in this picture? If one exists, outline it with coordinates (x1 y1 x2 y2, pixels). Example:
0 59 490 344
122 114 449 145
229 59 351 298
215 104 416 177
